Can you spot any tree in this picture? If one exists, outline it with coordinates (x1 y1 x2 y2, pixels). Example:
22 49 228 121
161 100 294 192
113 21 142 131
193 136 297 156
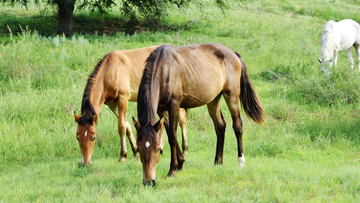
56 0 76 36
2 0 117 36
1 0 227 36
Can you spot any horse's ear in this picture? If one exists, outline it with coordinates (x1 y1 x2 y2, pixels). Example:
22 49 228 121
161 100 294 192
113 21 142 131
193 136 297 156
74 111 80 123
132 117 141 131
318 58 323 63
153 117 164 132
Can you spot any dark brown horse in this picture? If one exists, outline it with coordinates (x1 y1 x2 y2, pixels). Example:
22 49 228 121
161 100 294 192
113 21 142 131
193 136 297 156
133 43 265 186
74 46 188 165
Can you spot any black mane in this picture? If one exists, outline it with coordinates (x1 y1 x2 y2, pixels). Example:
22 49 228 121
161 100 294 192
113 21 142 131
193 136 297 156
137 45 167 126
78 54 107 125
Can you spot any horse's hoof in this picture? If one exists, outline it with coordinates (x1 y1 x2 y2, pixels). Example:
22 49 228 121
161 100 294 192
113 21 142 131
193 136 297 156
238 155 245 167
182 145 189 155
134 151 140 159
214 156 223 165
177 160 185 171
118 157 126 162
167 171 175 178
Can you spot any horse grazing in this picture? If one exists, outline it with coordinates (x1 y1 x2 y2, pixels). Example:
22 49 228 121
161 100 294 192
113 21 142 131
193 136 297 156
318 19 360 72
132 43 265 186
74 46 188 165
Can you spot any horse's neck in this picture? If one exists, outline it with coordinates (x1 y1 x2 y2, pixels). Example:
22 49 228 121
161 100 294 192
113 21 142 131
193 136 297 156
321 31 337 59
139 81 160 126
89 78 106 117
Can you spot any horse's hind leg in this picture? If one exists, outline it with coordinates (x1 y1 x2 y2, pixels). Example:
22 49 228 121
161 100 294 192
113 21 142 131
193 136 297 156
207 94 226 165
345 48 354 69
178 108 189 155
223 91 245 167
355 44 360 71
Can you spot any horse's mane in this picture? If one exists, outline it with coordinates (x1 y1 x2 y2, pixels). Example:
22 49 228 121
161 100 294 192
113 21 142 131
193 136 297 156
137 46 166 126
78 54 107 125
320 20 336 59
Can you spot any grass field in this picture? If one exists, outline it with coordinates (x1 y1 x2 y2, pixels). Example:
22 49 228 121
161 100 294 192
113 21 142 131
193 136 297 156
1 0 360 201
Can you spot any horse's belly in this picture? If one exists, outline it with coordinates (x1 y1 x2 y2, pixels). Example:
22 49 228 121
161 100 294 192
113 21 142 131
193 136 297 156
180 96 207 108
180 73 225 108
180 88 222 108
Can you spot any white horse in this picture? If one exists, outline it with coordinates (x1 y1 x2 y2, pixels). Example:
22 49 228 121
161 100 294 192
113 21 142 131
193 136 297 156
318 19 360 72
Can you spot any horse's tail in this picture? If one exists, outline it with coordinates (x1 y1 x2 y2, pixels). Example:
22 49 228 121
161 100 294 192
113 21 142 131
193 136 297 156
235 52 265 124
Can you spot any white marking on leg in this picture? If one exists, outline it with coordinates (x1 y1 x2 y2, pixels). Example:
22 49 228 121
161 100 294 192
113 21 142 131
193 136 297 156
145 141 150 148
84 130 87 137
238 153 245 167
125 121 131 129
81 156 84 165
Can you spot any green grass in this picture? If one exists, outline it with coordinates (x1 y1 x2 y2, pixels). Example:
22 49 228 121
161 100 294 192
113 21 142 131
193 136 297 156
1 0 360 201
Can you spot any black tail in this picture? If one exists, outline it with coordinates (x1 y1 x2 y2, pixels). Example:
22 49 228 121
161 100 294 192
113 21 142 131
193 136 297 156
236 52 265 124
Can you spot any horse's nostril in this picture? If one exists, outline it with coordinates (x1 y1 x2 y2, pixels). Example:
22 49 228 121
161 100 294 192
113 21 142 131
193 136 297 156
151 179 156 187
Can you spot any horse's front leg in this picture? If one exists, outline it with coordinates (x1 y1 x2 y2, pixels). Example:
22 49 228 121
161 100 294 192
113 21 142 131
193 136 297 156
345 49 354 69
165 100 183 177
117 96 138 162
108 104 127 162
333 50 339 67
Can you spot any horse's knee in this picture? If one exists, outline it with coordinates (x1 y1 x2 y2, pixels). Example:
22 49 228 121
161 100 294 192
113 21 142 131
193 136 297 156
218 121 226 132
118 123 127 137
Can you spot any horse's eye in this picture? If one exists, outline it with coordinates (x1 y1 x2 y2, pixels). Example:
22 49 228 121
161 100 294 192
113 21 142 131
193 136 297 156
92 136 96 141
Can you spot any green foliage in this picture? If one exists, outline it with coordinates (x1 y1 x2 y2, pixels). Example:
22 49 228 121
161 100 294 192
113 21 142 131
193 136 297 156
261 62 360 106
285 65 360 106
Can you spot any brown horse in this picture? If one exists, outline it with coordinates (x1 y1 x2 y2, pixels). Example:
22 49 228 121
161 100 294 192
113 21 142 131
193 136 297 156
132 43 265 186
74 46 188 165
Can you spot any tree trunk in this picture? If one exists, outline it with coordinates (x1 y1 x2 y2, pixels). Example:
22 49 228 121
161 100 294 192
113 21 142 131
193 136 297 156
56 0 75 37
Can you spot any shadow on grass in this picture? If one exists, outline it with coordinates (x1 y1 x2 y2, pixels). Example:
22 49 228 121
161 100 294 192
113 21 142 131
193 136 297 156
0 12 195 38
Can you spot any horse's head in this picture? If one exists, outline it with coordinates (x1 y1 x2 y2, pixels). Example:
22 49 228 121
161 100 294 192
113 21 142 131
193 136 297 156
319 44 335 72
318 57 333 73
132 117 164 186
74 111 97 166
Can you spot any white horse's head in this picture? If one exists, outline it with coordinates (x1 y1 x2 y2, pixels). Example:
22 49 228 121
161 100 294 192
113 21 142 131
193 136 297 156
318 57 333 72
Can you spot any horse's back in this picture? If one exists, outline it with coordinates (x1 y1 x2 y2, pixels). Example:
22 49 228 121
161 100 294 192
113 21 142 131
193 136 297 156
155 44 241 108
102 46 159 102
334 19 360 49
